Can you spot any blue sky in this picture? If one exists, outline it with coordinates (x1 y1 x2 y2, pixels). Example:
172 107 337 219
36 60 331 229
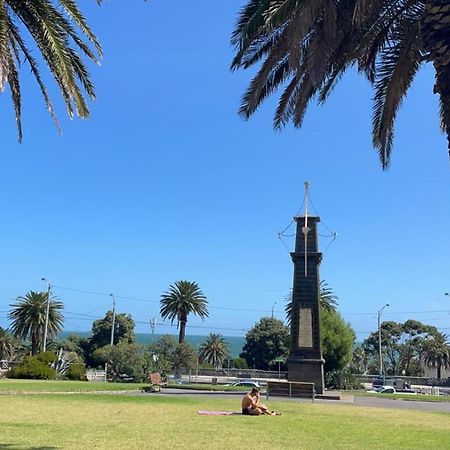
0 1 448 342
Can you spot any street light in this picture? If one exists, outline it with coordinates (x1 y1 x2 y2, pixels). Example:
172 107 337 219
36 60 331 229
41 278 51 352
378 303 390 377
110 294 116 347
150 317 156 342
271 301 277 318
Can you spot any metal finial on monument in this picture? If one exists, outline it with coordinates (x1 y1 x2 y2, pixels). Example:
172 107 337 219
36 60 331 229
302 181 311 277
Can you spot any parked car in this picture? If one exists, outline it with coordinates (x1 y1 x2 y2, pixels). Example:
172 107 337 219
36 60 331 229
229 380 260 388
367 386 416 395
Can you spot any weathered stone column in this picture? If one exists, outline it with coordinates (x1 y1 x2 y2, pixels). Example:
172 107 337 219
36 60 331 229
287 215 325 394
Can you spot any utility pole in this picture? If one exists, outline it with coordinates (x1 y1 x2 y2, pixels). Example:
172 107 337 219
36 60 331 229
378 303 390 377
150 317 156 342
41 278 51 352
110 294 116 347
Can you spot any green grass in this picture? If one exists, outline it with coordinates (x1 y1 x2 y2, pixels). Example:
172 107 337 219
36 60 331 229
0 388 449 449
0 378 146 393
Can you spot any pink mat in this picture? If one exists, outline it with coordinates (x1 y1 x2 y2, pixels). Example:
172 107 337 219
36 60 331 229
197 410 239 415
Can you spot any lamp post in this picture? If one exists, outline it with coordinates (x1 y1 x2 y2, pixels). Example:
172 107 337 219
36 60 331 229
150 317 156 342
110 294 116 347
271 301 277 319
378 303 390 377
41 278 51 352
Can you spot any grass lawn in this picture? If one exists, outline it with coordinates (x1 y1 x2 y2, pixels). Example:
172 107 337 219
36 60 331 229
0 390 449 449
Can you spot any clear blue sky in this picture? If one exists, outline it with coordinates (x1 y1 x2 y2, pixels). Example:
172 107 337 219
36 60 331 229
0 1 448 342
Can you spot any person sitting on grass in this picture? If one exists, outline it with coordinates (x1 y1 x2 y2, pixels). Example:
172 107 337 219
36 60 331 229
241 387 279 416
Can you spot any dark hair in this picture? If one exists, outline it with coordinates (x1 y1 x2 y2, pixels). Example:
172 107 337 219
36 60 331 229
251 387 260 393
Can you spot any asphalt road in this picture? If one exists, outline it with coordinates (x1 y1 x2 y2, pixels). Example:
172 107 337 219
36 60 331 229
143 389 450 414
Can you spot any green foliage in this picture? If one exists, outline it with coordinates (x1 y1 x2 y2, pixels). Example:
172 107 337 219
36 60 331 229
233 357 248 369
160 281 208 343
9 352 57 380
65 363 87 381
0 327 17 360
8 290 64 355
421 334 450 379
240 317 290 370
362 320 444 376
231 0 450 168
0 0 101 141
198 333 230 369
325 368 363 391
148 335 178 376
173 343 197 373
322 309 355 375
91 341 150 383
89 311 136 355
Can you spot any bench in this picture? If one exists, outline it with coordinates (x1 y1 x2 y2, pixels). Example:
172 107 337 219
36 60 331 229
142 372 166 393
266 381 315 402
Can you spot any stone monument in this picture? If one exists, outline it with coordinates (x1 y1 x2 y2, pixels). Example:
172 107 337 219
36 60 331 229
287 204 325 394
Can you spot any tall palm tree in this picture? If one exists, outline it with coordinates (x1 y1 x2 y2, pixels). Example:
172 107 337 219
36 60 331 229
231 0 450 168
8 290 64 355
160 281 209 344
285 280 338 325
0 0 102 141
421 335 450 379
198 333 230 369
0 327 16 360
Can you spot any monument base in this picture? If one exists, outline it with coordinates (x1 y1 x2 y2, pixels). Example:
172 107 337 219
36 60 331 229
288 358 325 395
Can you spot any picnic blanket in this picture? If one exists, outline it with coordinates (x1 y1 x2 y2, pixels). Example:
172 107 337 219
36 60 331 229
197 410 240 416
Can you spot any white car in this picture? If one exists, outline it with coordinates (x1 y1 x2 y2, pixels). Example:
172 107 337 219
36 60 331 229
367 386 396 394
230 381 260 388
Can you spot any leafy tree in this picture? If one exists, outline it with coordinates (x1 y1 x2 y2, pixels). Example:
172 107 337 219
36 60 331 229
322 309 355 375
350 345 369 375
240 317 290 370
160 281 209 344
0 327 16 360
91 341 151 382
8 290 64 355
362 320 443 375
231 0 450 167
0 0 101 141
90 311 136 352
172 342 197 376
148 334 178 376
421 335 450 379
198 333 230 369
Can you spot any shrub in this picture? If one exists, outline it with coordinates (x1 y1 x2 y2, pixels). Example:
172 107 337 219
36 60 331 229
9 354 56 380
65 363 87 381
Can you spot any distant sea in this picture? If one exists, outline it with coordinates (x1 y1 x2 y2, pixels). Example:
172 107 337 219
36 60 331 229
59 331 245 358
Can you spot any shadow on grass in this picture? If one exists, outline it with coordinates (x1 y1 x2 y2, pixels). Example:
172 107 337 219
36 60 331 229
0 444 60 449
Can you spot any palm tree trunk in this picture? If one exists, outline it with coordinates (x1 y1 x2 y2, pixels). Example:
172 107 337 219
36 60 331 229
422 0 450 156
179 320 186 344
437 362 442 379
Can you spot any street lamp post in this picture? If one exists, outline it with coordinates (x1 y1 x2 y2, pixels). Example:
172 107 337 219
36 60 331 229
271 301 277 318
150 317 156 342
378 303 390 377
110 294 116 347
41 278 51 352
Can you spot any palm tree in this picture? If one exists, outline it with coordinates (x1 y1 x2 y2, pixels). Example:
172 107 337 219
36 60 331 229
285 280 338 324
0 0 102 141
231 0 450 168
198 333 230 369
8 290 64 355
421 335 450 379
160 281 209 344
0 327 16 360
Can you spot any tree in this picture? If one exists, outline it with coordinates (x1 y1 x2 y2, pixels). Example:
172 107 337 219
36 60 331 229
285 280 338 324
198 333 230 369
362 319 444 375
90 311 136 352
421 335 450 379
8 290 64 355
231 0 450 167
0 327 16 360
240 317 290 370
0 0 102 141
322 309 355 375
160 281 209 344
91 341 150 382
